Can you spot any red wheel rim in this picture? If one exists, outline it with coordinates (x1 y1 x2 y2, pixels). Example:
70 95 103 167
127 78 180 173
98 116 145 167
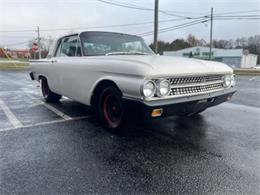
103 94 123 128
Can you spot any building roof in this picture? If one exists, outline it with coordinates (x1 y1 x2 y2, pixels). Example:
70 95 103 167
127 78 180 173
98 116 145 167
164 46 243 58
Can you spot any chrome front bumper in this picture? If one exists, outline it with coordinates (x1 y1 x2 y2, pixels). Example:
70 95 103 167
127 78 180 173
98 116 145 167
122 87 236 119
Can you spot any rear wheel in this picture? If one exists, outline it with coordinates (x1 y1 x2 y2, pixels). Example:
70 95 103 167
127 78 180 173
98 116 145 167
41 78 61 102
97 86 124 132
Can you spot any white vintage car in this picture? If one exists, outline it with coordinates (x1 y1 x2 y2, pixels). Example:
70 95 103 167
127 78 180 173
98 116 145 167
30 31 236 131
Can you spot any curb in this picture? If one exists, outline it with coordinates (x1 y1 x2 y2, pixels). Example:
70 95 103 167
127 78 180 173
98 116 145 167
0 63 29 70
233 69 260 76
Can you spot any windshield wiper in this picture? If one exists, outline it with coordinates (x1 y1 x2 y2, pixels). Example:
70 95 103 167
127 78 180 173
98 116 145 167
105 52 149 56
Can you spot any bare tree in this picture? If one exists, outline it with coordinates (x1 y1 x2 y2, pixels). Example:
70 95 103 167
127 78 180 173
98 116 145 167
187 34 199 47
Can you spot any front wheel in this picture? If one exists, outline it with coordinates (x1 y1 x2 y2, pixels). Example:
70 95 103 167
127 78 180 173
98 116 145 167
41 78 61 102
97 86 124 132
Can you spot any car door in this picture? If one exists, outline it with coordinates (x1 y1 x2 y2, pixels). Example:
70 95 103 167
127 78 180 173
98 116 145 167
43 37 64 95
51 35 83 99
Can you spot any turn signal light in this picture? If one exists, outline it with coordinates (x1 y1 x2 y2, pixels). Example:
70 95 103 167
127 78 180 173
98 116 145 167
151 108 163 117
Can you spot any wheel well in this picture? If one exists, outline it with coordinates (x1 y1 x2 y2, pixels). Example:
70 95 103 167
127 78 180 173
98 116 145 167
91 80 122 107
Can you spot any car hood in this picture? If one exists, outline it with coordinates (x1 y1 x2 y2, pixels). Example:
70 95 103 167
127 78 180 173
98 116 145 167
98 55 233 77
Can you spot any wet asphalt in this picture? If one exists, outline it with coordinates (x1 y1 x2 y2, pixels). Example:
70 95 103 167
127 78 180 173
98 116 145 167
0 70 260 194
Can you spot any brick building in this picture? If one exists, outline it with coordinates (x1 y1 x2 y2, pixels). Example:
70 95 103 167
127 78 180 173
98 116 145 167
6 49 31 59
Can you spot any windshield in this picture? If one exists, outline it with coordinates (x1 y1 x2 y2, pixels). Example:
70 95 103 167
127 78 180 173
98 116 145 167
80 32 154 56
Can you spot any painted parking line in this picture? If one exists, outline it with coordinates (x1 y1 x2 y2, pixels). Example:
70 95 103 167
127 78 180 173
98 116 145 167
249 76 257 81
26 94 72 120
0 115 93 132
0 98 23 128
39 100 72 120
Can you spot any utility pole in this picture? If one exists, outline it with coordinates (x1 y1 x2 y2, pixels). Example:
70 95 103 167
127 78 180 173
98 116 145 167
36 26 41 59
209 7 213 60
154 0 159 54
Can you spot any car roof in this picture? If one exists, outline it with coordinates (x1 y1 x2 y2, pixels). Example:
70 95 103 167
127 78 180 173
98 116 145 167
60 31 141 38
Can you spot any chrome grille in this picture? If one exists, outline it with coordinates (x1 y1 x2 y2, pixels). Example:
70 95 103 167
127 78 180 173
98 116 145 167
168 75 224 96
169 75 223 85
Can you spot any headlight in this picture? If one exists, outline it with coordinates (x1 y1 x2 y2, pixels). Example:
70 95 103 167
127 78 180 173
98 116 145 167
156 79 171 97
224 75 232 87
223 74 235 87
142 80 156 98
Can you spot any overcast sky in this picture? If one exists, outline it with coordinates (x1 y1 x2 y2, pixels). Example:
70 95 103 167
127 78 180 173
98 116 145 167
0 0 259 48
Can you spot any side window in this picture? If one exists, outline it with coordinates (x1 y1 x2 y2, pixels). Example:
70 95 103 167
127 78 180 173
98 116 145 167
56 36 82 57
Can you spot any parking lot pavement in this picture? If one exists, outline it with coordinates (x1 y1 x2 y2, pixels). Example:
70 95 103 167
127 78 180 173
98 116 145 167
0 70 260 194
230 75 260 108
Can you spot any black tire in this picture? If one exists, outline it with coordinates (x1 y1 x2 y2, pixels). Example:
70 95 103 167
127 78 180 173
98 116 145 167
97 86 124 132
41 78 61 102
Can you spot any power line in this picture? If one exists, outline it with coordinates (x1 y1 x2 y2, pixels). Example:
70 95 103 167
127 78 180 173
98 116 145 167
214 9 260 15
157 9 210 16
0 18 189 33
140 23 204 37
138 16 260 37
94 0 260 21
138 19 209 37
95 0 205 19
1 21 208 47
215 17 260 20
97 0 260 19
214 14 260 18
108 1 260 17
95 0 153 11
0 16 258 37
159 10 205 19
0 15 257 34
112 0 209 15
39 19 184 32
139 17 260 37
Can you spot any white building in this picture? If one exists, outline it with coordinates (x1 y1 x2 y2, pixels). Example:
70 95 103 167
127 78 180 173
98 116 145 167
241 53 258 68
163 46 257 68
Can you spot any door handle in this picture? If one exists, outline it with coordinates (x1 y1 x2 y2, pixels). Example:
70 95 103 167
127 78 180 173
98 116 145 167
51 60 57 63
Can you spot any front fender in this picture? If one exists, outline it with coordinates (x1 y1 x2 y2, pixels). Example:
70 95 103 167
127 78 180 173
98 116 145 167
88 74 144 105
